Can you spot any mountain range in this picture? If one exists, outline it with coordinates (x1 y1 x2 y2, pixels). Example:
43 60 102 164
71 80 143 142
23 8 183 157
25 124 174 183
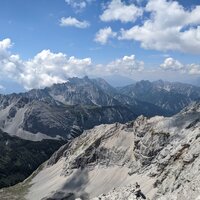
119 79 200 114
1 102 200 200
0 77 200 141
0 76 200 197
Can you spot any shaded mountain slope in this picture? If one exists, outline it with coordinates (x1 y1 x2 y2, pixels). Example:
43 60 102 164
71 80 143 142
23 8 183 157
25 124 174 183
119 80 200 114
0 129 65 189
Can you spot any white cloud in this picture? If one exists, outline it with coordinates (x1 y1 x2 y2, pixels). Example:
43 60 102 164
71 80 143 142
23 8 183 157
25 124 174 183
88 54 144 79
188 64 200 75
1 38 199 90
100 0 143 23
0 38 92 90
106 54 144 75
0 38 146 89
160 57 200 75
94 27 117 44
119 0 200 54
65 0 93 11
0 38 12 50
0 38 12 58
21 50 92 89
0 39 22 79
160 57 184 71
0 85 5 91
60 17 90 28
65 0 86 10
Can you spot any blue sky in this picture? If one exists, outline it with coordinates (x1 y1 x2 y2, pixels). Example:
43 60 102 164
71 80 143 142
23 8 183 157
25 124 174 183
0 0 200 93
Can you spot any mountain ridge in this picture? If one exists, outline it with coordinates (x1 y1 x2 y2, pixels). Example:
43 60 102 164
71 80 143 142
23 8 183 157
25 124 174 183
119 79 200 114
0 77 173 141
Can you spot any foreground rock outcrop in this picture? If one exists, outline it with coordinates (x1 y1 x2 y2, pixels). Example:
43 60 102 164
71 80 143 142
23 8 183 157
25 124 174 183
1 102 200 200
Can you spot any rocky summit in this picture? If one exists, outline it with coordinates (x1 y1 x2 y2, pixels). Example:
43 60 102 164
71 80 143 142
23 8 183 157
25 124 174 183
1 102 200 200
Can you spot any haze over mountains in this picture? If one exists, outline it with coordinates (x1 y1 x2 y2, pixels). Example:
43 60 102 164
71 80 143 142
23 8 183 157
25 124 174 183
0 77 200 141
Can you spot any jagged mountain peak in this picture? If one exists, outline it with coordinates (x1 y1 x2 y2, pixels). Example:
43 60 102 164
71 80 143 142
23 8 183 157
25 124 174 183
119 79 200 114
43 76 120 106
0 76 199 142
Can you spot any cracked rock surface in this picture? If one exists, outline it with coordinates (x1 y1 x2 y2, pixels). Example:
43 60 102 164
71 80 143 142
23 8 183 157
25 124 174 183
2 102 200 200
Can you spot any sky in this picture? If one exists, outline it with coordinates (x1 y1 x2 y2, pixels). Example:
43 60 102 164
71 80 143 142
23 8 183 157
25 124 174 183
0 0 200 93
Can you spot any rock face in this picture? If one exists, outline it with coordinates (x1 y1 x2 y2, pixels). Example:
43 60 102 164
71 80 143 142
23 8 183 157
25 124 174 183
0 95 138 141
0 77 169 141
47 122 135 169
3 102 199 200
121 102 200 200
119 80 200 114
25 122 151 200
0 129 65 189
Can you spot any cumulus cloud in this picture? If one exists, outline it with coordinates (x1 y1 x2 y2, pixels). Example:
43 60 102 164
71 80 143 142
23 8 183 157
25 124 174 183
106 54 144 75
119 0 200 54
65 0 93 12
0 38 92 89
94 27 117 44
60 17 90 28
0 38 12 58
0 38 12 50
22 50 92 89
0 38 146 89
65 0 86 10
160 57 200 75
0 39 23 79
188 64 200 75
0 85 5 91
88 54 144 79
2 38 199 90
100 0 143 23
160 57 184 71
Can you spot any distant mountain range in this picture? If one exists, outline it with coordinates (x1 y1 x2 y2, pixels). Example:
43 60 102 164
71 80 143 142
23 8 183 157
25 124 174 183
119 79 200 114
0 77 199 141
